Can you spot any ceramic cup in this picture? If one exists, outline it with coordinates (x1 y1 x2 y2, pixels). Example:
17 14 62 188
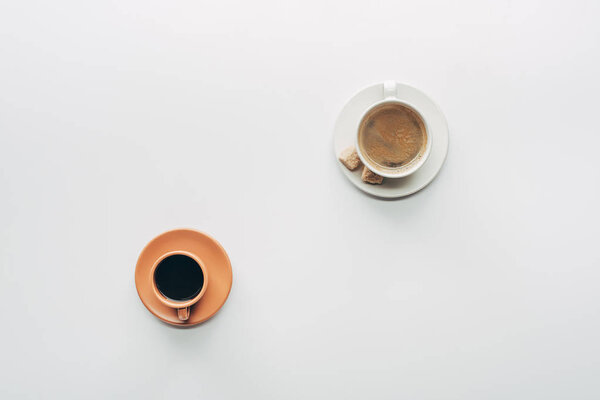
355 81 432 178
149 250 208 321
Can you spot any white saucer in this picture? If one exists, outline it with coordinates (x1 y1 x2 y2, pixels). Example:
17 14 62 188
333 82 449 199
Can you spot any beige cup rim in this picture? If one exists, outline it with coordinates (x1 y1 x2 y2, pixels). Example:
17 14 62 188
355 98 432 178
149 250 208 309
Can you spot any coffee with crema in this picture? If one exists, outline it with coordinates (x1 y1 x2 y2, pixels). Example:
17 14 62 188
358 102 427 171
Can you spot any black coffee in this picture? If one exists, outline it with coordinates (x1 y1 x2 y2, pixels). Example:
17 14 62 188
154 254 204 301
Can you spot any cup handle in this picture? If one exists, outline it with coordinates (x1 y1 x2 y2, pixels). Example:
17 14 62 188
177 307 190 321
383 80 397 99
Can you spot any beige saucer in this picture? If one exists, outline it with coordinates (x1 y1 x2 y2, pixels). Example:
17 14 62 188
135 228 233 326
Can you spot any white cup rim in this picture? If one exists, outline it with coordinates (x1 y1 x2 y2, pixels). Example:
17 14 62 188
355 97 432 179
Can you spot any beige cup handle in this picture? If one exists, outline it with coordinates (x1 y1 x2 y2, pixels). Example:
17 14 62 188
177 307 190 321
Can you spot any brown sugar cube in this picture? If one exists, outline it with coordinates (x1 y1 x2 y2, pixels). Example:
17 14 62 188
338 146 362 171
361 166 384 185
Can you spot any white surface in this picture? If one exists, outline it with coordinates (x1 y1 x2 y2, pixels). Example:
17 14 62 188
333 82 449 197
1 0 600 399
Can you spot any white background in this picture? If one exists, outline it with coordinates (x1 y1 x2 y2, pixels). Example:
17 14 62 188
1 0 599 399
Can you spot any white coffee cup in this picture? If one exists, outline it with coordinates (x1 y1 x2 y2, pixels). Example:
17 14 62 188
355 81 432 178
